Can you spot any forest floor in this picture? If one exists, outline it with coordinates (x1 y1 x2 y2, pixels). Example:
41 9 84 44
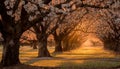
0 45 120 69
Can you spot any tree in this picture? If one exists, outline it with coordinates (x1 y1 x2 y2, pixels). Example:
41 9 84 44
20 29 37 49
33 17 55 57
63 29 88 51
52 0 117 52
53 8 88 52
32 0 76 56
0 0 49 66
64 10 103 51
0 33 4 45
96 9 120 53
52 14 67 52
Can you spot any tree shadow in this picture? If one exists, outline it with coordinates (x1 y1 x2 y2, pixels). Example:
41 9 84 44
24 57 66 65
0 60 120 69
0 64 60 69
57 60 120 69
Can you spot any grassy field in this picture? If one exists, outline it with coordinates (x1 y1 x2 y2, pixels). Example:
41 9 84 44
0 45 120 69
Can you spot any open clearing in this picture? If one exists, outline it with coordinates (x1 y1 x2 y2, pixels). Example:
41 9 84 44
0 45 120 69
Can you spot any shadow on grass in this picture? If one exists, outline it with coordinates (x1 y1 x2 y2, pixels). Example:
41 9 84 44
0 61 120 69
0 64 60 69
24 57 65 65
58 60 120 69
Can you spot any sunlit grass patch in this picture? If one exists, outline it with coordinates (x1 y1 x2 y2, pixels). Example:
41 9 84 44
69 46 115 58
20 46 37 52
47 47 55 53
30 59 63 67
19 46 54 58
52 50 115 60
24 46 120 68
20 52 38 57
71 46 112 54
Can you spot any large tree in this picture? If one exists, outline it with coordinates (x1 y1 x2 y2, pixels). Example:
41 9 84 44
0 0 50 66
33 16 58 57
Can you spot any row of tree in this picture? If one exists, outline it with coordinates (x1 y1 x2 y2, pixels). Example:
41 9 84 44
0 0 119 66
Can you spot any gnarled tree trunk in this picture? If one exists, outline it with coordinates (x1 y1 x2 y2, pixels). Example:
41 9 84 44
31 40 37 49
104 40 120 54
1 34 21 66
54 39 62 52
33 44 37 49
62 37 70 51
53 31 63 53
38 37 51 57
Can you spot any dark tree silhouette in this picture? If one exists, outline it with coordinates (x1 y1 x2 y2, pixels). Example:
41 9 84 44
0 0 49 66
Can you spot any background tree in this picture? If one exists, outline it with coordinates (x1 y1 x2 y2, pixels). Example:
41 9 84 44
96 9 120 53
62 9 101 51
33 15 59 57
20 29 37 49
62 31 87 51
53 7 90 52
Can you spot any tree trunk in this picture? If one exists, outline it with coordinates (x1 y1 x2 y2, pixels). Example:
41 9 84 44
1 35 21 66
32 41 37 49
54 40 62 52
33 44 37 49
38 37 51 57
62 39 70 51
104 40 120 54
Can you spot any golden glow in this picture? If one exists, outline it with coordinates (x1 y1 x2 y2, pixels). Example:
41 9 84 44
71 36 112 56
18 45 118 67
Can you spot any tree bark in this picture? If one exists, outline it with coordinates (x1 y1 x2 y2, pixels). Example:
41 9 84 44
31 41 37 49
1 35 21 66
53 31 63 53
104 40 120 54
33 44 37 49
54 40 62 52
62 38 70 51
38 37 51 57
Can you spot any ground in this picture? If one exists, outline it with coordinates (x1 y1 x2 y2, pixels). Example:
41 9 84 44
0 45 120 69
